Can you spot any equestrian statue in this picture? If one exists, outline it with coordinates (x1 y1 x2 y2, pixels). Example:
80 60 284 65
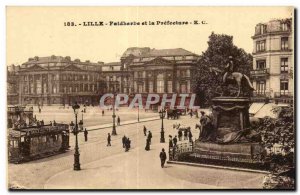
222 56 254 97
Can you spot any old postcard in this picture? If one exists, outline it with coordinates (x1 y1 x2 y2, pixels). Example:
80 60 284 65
6 6 295 190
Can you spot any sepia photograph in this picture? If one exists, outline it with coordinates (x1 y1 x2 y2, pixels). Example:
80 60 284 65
6 6 295 190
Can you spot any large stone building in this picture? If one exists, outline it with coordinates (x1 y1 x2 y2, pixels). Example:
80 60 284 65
7 47 199 108
13 56 105 106
119 47 199 107
251 18 293 103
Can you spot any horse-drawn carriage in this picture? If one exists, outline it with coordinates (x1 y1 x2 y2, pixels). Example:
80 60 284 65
8 124 70 163
167 109 180 119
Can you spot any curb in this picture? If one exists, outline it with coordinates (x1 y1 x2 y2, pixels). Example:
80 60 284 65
167 160 270 174
86 118 160 131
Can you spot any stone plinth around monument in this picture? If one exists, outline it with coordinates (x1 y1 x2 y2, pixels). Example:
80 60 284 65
193 96 265 164
194 141 264 163
212 97 250 134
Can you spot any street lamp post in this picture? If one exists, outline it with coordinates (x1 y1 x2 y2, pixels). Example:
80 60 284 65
112 94 117 135
159 108 166 143
71 102 82 171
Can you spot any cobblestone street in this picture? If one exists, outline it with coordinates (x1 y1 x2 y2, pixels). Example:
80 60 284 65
8 107 265 189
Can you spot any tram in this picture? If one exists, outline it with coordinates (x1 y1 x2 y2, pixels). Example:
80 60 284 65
8 124 70 163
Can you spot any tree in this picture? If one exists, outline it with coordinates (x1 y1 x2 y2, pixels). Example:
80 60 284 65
192 32 253 107
256 106 294 167
254 106 295 189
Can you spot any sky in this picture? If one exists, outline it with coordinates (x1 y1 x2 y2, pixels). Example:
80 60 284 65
6 6 293 65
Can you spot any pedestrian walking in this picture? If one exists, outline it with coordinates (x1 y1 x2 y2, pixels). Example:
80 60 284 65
169 135 173 148
173 135 178 146
188 130 193 142
195 110 199 118
84 128 88 142
102 110 104 116
127 138 131 149
117 116 121 126
125 137 131 152
178 130 183 141
122 135 127 148
184 129 188 140
145 138 150 151
147 131 152 144
159 148 167 168
53 120 57 126
189 111 193 118
107 133 111 146
143 125 147 136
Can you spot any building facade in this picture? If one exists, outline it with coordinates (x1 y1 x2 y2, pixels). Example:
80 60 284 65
8 48 199 108
119 47 199 107
13 56 104 106
251 18 293 103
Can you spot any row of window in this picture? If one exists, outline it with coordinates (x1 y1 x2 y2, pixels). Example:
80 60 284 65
255 22 290 35
136 81 188 93
133 55 196 63
23 74 100 82
256 37 289 52
23 83 98 94
134 70 190 78
256 79 289 95
256 57 289 73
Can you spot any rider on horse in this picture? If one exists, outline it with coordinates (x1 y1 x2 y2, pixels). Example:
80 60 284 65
223 56 236 82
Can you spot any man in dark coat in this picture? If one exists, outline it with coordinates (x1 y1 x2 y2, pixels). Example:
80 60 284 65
169 135 173 148
107 133 111 146
188 130 193 142
178 130 183 141
143 126 147 136
173 135 178 146
84 128 88 142
102 110 104 116
159 148 167 168
117 116 121 126
145 138 150 151
122 135 127 148
125 137 131 152
184 129 188 140
148 131 152 144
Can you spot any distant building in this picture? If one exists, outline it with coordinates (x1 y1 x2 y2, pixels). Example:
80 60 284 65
8 47 200 108
13 55 104 106
119 47 199 108
251 18 293 104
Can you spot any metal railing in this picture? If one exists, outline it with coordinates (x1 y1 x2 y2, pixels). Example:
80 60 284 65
169 141 193 161
274 92 293 98
250 68 269 76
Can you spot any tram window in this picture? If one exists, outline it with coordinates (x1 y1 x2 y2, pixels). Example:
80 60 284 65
42 136 47 143
21 137 25 142
14 140 18 148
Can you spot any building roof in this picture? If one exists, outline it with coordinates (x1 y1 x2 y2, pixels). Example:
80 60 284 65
143 48 198 57
121 47 198 58
121 47 151 58
104 62 121 66
22 55 103 66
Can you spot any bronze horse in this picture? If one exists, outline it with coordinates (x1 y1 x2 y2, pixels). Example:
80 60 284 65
222 64 254 97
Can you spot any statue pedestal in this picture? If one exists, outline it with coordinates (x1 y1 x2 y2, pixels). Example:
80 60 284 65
193 97 265 164
211 97 250 139
193 141 264 163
